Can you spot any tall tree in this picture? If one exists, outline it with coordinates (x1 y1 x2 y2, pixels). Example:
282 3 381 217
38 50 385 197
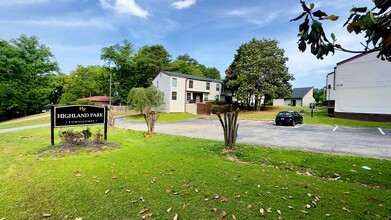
0 35 58 118
292 0 390 61
133 45 171 87
60 65 107 104
167 59 204 77
225 38 294 109
101 40 135 104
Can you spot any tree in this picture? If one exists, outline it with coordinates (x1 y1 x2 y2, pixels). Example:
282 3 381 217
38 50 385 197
127 85 164 136
101 40 135 104
167 59 204 77
127 85 164 114
313 87 326 104
225 38 294 110
60 65 107 104
133 45 171 87
0 35 58 119
292 0 390 61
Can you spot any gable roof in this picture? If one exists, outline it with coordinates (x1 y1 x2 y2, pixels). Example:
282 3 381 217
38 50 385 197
279 87 313 99
160 71 222 83
291 87 313 99
79 96 110 102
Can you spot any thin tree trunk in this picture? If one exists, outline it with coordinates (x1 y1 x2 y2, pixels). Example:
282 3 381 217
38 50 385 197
217 108 239 150
143 111 159 136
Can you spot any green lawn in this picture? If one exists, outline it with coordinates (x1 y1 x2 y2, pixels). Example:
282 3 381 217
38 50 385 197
125 112 200 122
239 106 391 128
0 113 50 129
0 126 390 219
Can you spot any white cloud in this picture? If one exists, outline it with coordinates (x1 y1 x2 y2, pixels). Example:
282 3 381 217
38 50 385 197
100 0 149 19
171 0 196 10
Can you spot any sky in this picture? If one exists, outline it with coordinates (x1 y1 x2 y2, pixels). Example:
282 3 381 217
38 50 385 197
0 0 373 89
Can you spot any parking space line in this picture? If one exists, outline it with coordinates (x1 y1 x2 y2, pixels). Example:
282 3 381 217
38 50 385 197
332 126 339 132
378 128 386 135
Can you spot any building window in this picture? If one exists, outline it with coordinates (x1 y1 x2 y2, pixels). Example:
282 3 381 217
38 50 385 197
172 91 177 100
204 93 208 101
189 80 193 88
172 78 177 87
156 81 159 88
206 82 210 90
215 95 219 101
187 93 191 101
216 84 220 91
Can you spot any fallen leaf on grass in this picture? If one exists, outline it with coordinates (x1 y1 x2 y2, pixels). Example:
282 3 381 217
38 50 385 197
266 207 272 213
325 213 331 217
104 189 110 194
235 195 240 199
173 214 178 220
277 210 282 215
141 212 153 219
247 205 252 209
125 189 131 193
342 207 350 213
220 211 228 218
139 209 149 214
181 192 189 197
112 175 117 179
140 197 145 202
167 207 172 213
165 189 172 193
182 203 189 208
300 210 308 214
232 215 237 219
195 188 199 193
220 196 228 202
288 206 294 209
211 208 218 213
130 200 138 204
305 204 311 209
43 213 51 217
259 208 264 215
213 194 219 199
307 193 312 197
75 218 83 220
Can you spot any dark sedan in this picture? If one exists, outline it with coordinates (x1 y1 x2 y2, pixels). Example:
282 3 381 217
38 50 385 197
275 110 303 126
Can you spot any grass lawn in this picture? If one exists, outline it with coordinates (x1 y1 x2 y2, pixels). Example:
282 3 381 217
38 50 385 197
0 126 390 219
239 106 391 128
125 112 200 122
0 113 50 129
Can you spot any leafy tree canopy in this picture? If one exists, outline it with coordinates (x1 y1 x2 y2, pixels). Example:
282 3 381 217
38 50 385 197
0 35 58 119
225 38 294 109
292 0 390 61
127 85 164 114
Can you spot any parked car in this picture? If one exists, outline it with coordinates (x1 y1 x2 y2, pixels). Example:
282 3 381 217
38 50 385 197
275 110 303 126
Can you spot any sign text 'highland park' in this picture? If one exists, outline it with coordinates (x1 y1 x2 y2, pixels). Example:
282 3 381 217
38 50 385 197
53 105 106 127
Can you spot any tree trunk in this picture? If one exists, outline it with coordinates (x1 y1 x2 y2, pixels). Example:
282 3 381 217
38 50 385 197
108 111 115 128
143 111 159 136
217 108 239 150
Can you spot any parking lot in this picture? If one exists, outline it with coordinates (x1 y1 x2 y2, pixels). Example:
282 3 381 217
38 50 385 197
115 117 391 159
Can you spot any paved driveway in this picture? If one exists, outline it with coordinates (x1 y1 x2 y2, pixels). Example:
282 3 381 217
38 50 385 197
115 117 391 159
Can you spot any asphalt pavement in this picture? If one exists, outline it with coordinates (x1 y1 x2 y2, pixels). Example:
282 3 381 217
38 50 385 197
115 116 391 159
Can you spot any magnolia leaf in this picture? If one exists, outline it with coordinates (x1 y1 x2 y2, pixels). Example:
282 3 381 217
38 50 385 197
195 188 199 193
167 207 172 213
289 206 294 209
182 203 189 208
43 213 51 217
75 218 83 220
125 189 131 193
221 211 228 218
112 175 117 179
307 193 312 197
213 194 219 199
326 213 331 217
259 208 265 215
141 212 153 219
130 200 138 204
266 207 272 213
306 204 311 209
173 214 178 220
290 12 306 22
347 24 355 33
327 15 339 21
139 209 149 214
312 10 327 18
277 210 282 215
211 208 218 213
301 1 311 13
140 197 145 202
342 207 351 212
104 189 110 194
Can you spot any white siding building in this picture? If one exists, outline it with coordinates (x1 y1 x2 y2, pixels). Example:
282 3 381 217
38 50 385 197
326 52 391 121
152 71 223 113
273 87 315 107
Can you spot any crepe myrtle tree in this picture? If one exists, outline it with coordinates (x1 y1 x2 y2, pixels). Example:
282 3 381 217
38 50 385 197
127 85 164 136
291 0 390 61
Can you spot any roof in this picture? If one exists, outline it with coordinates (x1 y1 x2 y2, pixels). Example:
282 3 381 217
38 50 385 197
336 51 377 66
78 96 110 102
279 87 313 99
160 71 222 83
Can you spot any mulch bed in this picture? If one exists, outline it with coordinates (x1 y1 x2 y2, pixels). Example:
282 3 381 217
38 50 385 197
40 140 118 154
